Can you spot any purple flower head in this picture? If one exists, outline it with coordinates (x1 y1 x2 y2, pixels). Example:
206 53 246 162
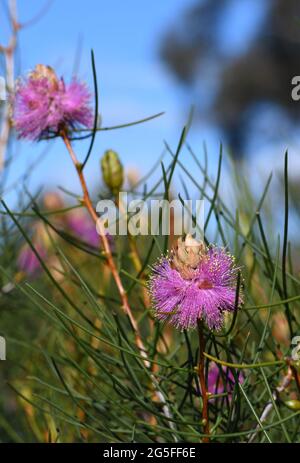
17 244 46 277
67 211 113 249
208 363 244 397
13 64 93 140
67 211 100 248
149 234 242 331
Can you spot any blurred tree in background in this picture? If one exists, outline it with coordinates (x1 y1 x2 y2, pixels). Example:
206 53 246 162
160 0 300 156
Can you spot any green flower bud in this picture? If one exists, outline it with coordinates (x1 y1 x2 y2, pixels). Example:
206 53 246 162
284 400 300 411
101 149 124 195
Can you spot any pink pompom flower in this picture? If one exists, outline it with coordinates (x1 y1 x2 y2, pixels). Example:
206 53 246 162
149 234 242 331
13 64 93 140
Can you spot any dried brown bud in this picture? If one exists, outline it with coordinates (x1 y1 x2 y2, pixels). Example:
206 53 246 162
172 234 205 279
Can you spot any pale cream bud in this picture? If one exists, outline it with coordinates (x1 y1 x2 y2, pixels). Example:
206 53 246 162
30 64 59 90
172 234 206 279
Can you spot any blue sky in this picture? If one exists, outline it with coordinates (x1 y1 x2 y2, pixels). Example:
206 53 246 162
2 0 203 203
1 0 299 214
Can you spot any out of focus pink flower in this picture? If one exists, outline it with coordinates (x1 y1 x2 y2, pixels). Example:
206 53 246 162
207 363 244 397
17 244 46 277
67 211 100 248
13 64 93 140
67 211 114 251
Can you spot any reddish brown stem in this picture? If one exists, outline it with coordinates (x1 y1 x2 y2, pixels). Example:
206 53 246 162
61 132 145 347
197 320 210 443
61 131 176 432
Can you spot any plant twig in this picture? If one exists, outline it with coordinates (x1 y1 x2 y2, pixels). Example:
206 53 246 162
248 366 293 443
202 352 285 369
0 0 19 171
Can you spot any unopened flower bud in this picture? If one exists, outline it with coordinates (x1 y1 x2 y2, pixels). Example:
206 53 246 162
284 399 300 411
126 167 140 189
101 149 124 195
172 234 205 279
43 192 64 211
